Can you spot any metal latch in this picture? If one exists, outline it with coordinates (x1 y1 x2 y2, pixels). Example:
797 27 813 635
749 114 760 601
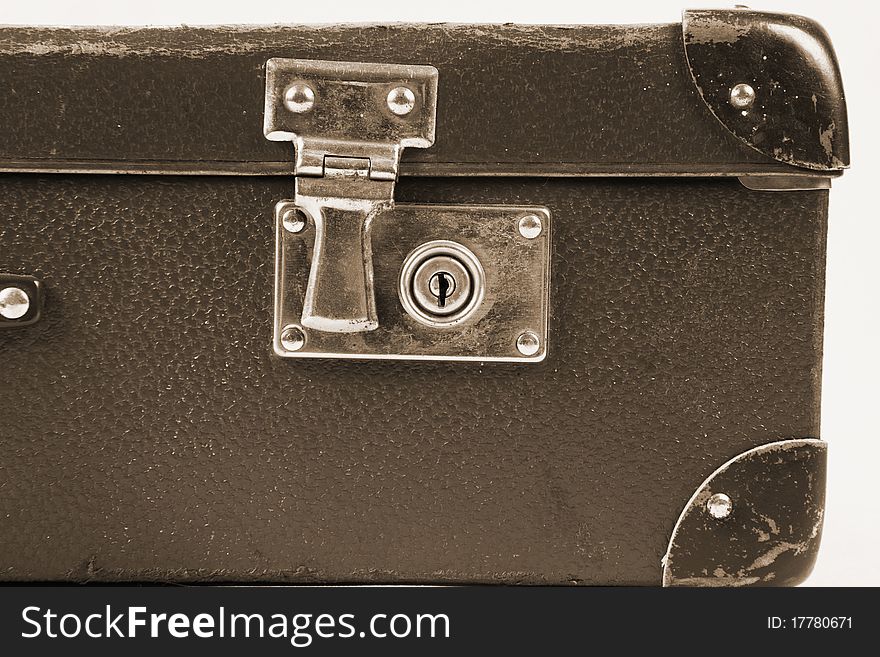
264 58 438 333
264 58 551 362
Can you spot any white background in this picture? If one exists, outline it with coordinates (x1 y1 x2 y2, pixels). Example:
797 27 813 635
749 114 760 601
3 0 877 586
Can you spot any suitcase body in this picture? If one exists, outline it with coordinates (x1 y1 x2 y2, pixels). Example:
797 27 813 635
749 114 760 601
0 10 847 585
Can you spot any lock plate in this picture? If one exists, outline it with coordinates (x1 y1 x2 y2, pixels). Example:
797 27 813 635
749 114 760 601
274 204 551 361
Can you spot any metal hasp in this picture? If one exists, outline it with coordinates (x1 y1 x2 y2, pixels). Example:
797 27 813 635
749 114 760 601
264 58 438 333
662 439 827 586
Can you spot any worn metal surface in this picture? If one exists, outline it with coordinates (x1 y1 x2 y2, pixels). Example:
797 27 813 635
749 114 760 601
0 21 843 176
274 204 550 361
739 175 832 191
0 175 827 583
263 58 438 164
662 440 826 587
683 9 849 171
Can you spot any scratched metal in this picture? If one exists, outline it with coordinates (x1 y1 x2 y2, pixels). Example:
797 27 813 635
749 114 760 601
662 440 827 587
683 9 849 171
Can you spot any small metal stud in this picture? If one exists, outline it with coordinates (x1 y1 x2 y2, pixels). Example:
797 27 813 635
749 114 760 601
283 83 315 114
729 83 756 110
706 492 733 520
518 214 543 239
281 207 308 234
516 331 541 357
0 286 30 320
280 325 306 352
386 86 416 116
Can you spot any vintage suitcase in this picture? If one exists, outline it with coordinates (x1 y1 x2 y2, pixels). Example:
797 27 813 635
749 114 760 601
0 9 848 586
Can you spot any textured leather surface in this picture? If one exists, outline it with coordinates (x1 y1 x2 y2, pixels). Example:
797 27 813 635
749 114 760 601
0 175 826 583
0 23 802 174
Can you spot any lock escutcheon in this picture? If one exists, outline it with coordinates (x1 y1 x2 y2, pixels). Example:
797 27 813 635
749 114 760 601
398 240 486 327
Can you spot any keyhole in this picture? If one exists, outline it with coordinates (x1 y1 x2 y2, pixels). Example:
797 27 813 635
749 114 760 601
429 271 456 308
437 273 450 307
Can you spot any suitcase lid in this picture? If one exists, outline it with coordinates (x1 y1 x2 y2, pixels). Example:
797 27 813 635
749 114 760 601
0 9 849 179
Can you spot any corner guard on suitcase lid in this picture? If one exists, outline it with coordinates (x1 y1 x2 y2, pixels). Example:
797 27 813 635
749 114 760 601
683 9 849 172
662 439 826 587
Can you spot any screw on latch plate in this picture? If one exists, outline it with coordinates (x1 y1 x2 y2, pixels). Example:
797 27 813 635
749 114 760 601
283 83 316 114
516 331 541 357
386 86 416 116
280 206 308 234
279 325 306 352
518 214 543 239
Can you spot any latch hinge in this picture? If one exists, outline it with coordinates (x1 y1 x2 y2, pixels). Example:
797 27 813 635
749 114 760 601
292 138 401 182
323 156 372 179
